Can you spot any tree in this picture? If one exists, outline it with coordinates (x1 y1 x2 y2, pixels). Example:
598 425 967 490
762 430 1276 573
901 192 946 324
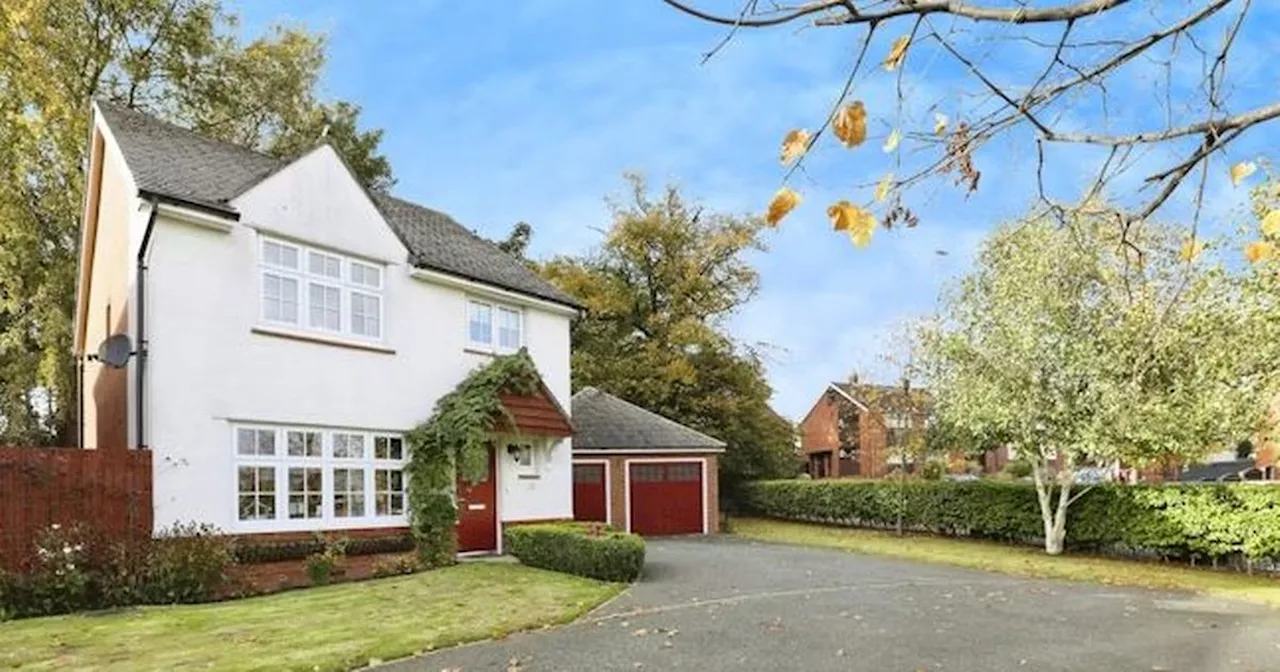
666 0 1277 254
919 203 1277 554
541 175 797 500
495 221 533 259
0 0 392 444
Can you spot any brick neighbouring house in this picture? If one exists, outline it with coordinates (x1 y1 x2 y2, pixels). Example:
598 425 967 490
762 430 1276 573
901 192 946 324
798 382 981 479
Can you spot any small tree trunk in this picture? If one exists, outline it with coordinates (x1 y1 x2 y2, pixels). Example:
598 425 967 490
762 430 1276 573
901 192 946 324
1031 455 1074 555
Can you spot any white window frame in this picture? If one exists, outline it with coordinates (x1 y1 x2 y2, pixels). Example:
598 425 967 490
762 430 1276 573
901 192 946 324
467 297 524 354
230 424 408 533
258 236 386 342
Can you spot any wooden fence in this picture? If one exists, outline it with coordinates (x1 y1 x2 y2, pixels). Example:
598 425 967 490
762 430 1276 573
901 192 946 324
0 447 152 571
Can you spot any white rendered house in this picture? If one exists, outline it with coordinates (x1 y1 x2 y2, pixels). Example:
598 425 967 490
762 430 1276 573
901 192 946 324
73 101 577 553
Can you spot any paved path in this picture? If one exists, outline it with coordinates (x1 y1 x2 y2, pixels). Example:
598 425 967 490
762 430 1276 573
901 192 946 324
386 536 1280 671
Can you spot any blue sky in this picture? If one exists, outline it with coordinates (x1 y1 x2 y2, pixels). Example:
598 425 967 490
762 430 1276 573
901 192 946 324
232 1 1275 420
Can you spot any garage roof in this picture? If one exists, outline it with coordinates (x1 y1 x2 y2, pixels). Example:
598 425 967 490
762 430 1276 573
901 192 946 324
571 387 726 452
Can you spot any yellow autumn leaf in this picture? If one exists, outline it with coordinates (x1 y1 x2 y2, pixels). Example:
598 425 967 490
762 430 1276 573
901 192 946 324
1244 240 1274 264
934 112 948 135
882 128 900 153
765 187 801 227
883 35 910 71
1261 210 1280 238
1230 161 1257 187
875 173 893 202
1179 237 1204 262
832 102 868 149
780 129 810 165
827 200 876 247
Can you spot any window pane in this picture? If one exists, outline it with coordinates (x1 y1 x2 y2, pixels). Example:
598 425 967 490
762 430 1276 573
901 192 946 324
264 275 299 324
263 241 299 269
288 467 322 520
348 470 365 492
309 283 340 331
352 293 380 338
498 308 521 349
374 436 388 459
237 429 256 456
375 469 388 490
351 262 381 288
388 437 403 460
334 469 348 490
309 251 341 279
348 495 365 517
238 466 255 491
389 494 404 515
287 430 321 457
258 466 275 491
334 433 365 459
469 302 492 344
256 430 275 456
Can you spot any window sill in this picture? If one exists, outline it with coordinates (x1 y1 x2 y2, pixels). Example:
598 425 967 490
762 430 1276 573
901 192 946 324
251 326 395 355
464 346 523 357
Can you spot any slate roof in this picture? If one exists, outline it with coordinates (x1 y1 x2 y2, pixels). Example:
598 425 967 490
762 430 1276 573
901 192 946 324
571 387 726 452
1178 459 1258 482
94 101 579 308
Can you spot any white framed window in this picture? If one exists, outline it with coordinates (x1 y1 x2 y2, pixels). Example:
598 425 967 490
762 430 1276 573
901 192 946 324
351 292 381 338
258 236 386 342
333 468 366 518
288 467 323 519
467 298 523 353
231 425 408 529
238 466 276 520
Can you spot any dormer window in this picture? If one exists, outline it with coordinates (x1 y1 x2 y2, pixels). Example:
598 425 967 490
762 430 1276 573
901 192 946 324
259 236 384 341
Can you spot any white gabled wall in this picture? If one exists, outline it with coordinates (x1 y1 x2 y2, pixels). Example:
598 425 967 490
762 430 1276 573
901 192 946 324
143 146 573 533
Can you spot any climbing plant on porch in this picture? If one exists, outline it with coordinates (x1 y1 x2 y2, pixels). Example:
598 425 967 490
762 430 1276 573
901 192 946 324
405 348 543 566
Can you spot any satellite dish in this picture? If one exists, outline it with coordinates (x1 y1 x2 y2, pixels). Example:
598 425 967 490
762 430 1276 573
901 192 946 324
96 334 134 368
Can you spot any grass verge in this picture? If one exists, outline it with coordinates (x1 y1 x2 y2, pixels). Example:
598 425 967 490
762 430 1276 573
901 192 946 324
731 517 1280 608
0 562 622 671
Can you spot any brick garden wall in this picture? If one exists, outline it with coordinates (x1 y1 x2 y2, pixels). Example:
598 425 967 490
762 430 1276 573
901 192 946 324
0 447 152 571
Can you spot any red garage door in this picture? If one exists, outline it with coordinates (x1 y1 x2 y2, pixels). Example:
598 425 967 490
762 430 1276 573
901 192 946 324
573 463 608 523
628 461 704 536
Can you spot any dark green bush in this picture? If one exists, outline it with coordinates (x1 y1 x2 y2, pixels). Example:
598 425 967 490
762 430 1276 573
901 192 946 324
232 533 414 564
742 480 1280 564
504 522 645 582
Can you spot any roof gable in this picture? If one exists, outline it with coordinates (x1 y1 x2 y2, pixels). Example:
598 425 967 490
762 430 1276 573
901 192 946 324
92 100 579 308
571 387 725 451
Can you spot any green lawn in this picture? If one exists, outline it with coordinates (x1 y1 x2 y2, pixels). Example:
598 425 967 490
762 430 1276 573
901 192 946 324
0 562 622 671
732 517 1280 608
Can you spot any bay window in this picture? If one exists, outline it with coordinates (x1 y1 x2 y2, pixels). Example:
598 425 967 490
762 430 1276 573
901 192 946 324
232 425 407 530
259 236 385 341
467 298 523 353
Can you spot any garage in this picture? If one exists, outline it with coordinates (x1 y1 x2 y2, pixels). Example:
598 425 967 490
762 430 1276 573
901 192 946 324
571 387 725 535
628 461 704 535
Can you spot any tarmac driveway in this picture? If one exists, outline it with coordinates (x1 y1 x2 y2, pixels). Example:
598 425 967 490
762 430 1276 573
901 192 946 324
387 536 1280 671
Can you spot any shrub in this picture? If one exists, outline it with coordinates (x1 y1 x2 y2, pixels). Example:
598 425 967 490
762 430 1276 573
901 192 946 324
741 480 1280 564
371 555 421 578
0 522 235 620
1002 459 1034 479
920 460 946 481
505 522 645 583
304 535 347 586
233 533 414 564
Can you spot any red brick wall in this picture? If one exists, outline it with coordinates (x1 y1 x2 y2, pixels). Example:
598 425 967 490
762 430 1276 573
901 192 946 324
227 551 417 596
798 391 890 478
0 447 152 570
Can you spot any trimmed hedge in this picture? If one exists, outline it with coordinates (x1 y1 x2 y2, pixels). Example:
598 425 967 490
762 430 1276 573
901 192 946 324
504 522 645 582
232 534 414 565
742 480 1280 565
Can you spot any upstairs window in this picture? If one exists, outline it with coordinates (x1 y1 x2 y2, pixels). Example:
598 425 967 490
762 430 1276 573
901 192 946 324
467 299 523 353
258 236 385 342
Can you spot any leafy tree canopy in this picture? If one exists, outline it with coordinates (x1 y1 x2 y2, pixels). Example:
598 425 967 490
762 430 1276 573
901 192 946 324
0 0 392 444
919 203 1279 553
540 175 797 499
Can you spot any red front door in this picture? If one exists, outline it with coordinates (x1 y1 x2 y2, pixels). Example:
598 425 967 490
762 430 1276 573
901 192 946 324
456 448 497 553
628 461 704 536
573 463 608 523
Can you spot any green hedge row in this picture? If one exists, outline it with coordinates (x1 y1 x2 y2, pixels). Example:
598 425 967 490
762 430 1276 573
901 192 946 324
231 533 415 565
504 522 645 583
742 480 1280 563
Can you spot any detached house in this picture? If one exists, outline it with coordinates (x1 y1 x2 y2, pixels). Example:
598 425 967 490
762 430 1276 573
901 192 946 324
74 101 577 553
798 381 979 479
